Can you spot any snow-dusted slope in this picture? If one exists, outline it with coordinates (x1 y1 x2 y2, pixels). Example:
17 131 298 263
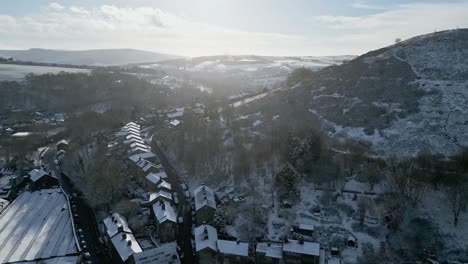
246 29 468 156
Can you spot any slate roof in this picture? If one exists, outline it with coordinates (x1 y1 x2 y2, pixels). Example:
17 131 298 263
0 189 79 263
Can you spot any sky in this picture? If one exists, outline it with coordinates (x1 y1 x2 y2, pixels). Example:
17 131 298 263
1 0 468 56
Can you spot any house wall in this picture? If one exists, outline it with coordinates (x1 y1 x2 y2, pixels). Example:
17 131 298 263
30 176 58 191
283 252 319 264
157 221 177 243
197 248 218 264
218 253 249 264
256 252 284 264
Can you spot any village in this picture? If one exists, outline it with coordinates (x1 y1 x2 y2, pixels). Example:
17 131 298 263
1 84 467 264
0 104 336 264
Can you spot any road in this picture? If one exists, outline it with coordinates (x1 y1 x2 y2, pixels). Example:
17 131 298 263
42 147 109 264
151 136 195 264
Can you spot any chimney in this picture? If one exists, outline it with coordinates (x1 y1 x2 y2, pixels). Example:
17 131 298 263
236 239 240 245
117 225 124 233
162 202 166 211
267 242 271 247
283 236 288 244
122 233 127 240
299 236 304 245
127 240 132 246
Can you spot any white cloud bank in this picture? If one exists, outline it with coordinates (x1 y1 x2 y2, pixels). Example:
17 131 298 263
0 2 467 56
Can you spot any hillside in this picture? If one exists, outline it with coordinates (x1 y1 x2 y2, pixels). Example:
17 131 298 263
0 48 181 66
239 29 468 156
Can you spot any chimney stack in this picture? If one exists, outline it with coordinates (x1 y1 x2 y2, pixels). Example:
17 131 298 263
127 240 132 246
122 233 127 240
236 239 240 245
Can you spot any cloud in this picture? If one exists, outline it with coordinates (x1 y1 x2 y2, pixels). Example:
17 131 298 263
1 2 468 56
351 2 387 10
0 3 311 56
48 2 65 11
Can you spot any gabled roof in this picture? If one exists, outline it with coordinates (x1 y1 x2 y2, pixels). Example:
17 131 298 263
149 190 172 202
103 213 132 238
134 242 180 264
299 223 314 231
28 169 54 182
193 185 216 211
124 138 145 145
146 172 165 185
110 231 142 262
103 213 142 262
158 180 171 191
152 200 177 224
282 239 320 256
129 152 156 162
194 225 218 252
217 240 249 257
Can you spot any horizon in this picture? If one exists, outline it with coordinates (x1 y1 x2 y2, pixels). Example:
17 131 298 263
1 0 468 57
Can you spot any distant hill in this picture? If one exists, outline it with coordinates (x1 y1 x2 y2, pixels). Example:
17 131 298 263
238 29 468 156
0 48 181 66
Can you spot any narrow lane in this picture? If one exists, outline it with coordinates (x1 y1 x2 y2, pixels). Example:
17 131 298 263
150 136 194 264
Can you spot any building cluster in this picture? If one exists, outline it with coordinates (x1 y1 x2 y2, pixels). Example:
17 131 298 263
191 184 321 264
0 111 65 137
100 121 182 263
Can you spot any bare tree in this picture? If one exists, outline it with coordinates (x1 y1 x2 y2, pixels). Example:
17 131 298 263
446 182 468 226
358 198 368 227
389 160 425 204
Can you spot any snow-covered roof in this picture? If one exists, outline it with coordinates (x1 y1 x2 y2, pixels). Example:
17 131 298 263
130 142 149 149
0 189 78 263
103 213 142 261
134 242 181 264
256 243 283 259
299 223 314 231
124 138 145 145
146 172 166 185
194 225 218 252
152 200 177 224
110 232 142 262
217 240 249 257
103 213 132 238
158 180 171 191
28 169 54 182
140 163 152 172
12 132 31 137
169 119 181 126
130 146 151 154
282 240 320 256
124 122 140 129
129 152 156 162
126 134 143 141
15 256 79 264
167 108 185 118
0 198 9 214
194 185 216 211
252 120 262 127
56 139 68 146
149 190 173 202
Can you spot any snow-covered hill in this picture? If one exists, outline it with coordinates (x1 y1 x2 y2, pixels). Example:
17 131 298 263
241 29 468 156
142 55 355 89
